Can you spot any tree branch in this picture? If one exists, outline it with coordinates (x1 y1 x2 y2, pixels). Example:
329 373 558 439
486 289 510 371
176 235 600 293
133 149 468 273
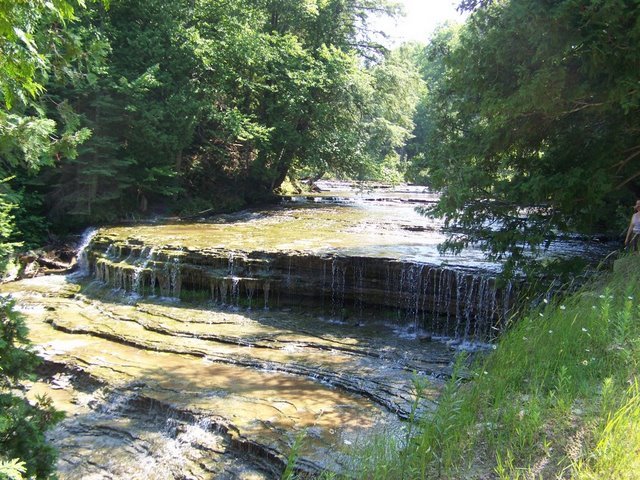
616 169 640 189
613 146 640 173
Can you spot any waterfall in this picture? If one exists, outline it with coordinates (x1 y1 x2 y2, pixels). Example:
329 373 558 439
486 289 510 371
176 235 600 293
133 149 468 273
330 258 346 318
227 252 235 275
82 235 519 342
352 259 366 318
74 228 98 276
263 280 270 309
230 276 240 307
132 246 155 296
399 263 424 328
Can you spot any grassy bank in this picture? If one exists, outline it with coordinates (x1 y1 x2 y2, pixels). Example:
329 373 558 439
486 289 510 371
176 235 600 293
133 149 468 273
341 254 640 479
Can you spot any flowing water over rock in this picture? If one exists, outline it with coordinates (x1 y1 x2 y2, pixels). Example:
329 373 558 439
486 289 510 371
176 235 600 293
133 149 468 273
3 182 611 478
7 275 449 478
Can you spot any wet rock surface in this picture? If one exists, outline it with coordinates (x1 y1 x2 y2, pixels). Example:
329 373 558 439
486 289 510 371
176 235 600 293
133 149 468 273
83 182 612 344
7 182 611 478
85 196 516 343
4 275 453 479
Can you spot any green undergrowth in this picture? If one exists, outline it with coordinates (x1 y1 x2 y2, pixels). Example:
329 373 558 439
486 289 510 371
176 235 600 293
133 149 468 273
314 254 640 479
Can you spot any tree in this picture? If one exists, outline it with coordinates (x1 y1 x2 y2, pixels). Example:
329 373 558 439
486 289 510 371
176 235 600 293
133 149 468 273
28 0 413 220
37 0 198 227
409 0 640 273
0 0 104 259
1 3 102 477
179 0 414 204
0 298 64 479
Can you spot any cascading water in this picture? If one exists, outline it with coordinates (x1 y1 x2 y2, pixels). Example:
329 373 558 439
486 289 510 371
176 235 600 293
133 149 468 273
85 236 517 342
330 258 347 318
131 246 155 296
4 181 614 480
74 228 98 276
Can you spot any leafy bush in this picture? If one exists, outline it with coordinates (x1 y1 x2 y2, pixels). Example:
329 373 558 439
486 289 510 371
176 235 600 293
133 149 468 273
0 297 63 479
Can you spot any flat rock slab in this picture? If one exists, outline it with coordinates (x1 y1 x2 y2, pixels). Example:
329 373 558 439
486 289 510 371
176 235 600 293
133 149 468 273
4 275 454 478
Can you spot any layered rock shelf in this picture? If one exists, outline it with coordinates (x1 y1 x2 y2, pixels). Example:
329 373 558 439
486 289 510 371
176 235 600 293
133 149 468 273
87 235 515 342
7 183 612 478
4 275 452 478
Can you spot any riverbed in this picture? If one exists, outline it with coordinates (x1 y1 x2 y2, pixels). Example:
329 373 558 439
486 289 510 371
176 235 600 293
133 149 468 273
2 182 610 478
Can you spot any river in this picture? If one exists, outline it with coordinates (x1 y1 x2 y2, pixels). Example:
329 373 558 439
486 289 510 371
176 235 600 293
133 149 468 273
1 181 611 478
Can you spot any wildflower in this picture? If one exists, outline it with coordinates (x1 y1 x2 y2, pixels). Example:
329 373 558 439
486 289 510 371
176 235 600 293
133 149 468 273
522 336 528 341
560 305 566 310
330 429 336 434
581 327 588 332
483 371 489 375
539 313 544 317
592 305 597 309
628 296 634 300
581 360 588 366
548 330 553 334
599 294 605 299
543 298 548 304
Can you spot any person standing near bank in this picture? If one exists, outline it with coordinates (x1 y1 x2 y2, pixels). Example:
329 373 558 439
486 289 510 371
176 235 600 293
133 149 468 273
625 199 640 251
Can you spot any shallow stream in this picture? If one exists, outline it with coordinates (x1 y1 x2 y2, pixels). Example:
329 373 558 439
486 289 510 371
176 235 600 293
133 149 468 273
3 182 611 478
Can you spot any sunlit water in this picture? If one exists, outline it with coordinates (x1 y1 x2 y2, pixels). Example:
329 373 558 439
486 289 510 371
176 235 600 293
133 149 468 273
4 181 613 478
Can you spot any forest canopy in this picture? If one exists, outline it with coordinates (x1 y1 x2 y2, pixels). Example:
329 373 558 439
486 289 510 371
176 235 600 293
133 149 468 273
407 0 640 272
0 0 419 256
1 0 639 269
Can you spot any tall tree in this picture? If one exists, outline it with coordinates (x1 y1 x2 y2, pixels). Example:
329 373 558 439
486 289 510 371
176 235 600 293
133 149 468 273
33 0 413 221
410 0 640 272
0 0 99 260
41 0 197 227
1 4 103 477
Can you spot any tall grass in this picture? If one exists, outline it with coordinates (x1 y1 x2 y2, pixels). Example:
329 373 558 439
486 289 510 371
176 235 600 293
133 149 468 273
346 254 640 479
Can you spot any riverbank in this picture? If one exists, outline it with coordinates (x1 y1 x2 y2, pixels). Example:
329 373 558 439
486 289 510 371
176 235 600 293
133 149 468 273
341 254 639 479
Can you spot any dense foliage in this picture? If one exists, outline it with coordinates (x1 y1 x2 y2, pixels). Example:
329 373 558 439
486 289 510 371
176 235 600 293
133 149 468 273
1 0 420 243
1 0 98 263
0 297 63 479
408 0 640 272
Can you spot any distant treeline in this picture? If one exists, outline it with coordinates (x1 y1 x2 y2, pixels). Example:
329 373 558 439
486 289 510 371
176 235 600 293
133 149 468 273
1 0 421 250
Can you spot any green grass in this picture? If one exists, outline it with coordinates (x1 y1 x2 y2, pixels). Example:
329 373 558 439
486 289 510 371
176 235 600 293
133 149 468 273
338 254 640 479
